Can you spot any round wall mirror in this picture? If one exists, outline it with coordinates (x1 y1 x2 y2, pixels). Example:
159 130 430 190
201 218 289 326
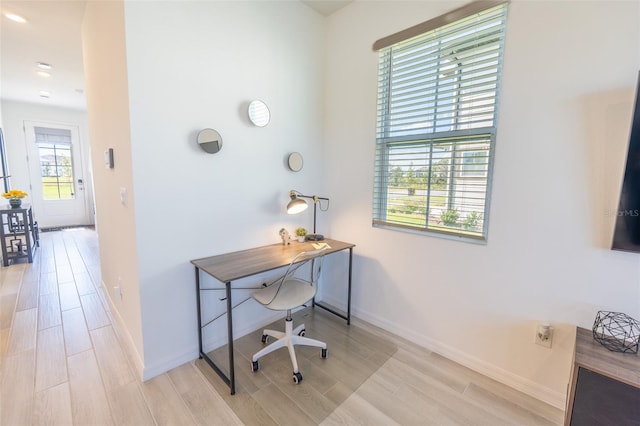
287 152 304 172
197 128 223 154
248 100 270 127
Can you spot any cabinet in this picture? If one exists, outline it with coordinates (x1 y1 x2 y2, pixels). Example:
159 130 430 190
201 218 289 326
565 327 640 425
0 204 39 266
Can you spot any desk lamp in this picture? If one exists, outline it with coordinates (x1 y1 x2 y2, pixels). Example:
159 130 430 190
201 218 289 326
287 190 329 241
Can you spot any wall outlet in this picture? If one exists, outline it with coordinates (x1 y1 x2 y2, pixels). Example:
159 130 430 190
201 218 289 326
535 323 553 348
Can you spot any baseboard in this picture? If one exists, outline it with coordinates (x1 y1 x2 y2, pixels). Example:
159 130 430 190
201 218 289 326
99 280 145 380
142 349 199 381
100 279 203 381
141 309 286 381
322 295 566 410
102 283 294 381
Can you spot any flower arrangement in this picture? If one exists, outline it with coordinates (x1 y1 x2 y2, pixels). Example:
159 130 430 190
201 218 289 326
2 189 28 200
3 189 28 208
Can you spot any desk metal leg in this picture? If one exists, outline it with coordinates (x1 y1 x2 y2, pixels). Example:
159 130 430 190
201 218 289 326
195 269 236 395
314 247 353 325
347 247 352 325
195 267 203 356
225 281 236 395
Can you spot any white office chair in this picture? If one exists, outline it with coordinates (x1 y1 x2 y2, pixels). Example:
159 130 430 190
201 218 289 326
251 248 328 384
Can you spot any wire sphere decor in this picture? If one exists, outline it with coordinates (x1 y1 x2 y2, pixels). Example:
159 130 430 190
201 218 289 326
592 311 640 354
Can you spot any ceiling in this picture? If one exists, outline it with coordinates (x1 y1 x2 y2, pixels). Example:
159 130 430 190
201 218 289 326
1 1 87 110
0 0 353 113
301 0 353 16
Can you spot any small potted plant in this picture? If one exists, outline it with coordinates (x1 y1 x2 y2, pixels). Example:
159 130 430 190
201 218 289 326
2 189 28 209
294 227 307 242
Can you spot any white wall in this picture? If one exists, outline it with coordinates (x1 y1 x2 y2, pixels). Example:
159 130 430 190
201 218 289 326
121 0 325 377
82 1 145 373
323 0 640 408
0 100 94 224
79 0 640 406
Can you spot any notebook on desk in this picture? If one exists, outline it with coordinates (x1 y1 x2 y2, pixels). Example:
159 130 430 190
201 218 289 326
312 242 331 250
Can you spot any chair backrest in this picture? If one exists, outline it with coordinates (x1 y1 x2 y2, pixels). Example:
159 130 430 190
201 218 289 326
281 248 326 285
255 247 328 307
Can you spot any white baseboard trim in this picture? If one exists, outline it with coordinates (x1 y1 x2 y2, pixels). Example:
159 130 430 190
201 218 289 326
102 282 296 381
142 349 199 381
101 279 201 380
99 280 145 380
142 310 286 380
322 296 566 410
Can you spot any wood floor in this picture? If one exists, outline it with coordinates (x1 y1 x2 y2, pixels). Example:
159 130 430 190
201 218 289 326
0 228 564 425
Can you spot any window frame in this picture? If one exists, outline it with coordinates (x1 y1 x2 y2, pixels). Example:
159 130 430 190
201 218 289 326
34 127 77 201
372 1 509 242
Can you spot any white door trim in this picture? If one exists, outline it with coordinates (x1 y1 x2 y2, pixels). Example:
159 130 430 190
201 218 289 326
23 119 91 228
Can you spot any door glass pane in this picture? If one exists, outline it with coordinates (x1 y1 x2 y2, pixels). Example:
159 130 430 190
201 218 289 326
38 142 75 200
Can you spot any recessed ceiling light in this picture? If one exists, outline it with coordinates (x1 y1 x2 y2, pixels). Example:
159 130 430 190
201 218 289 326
39 90 51 98
36 62 52 70
36 70 51 78
4 12 27 23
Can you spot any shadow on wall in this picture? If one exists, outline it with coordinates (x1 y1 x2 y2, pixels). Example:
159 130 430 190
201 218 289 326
327 252 442 338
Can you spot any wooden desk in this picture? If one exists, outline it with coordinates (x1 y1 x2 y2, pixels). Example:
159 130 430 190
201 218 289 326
191 238 355 394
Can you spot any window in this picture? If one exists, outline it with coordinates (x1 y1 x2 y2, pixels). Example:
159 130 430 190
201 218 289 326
34 127 76 200
373 1 508 240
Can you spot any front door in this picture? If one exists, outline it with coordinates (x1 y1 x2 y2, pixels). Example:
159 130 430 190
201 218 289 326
24 121 91 228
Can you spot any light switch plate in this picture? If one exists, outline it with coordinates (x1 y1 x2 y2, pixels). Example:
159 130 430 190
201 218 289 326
119 187 127 205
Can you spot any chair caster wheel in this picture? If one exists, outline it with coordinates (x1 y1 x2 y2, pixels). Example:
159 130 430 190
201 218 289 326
261 334 269 344
293 372 303 384
298 329 306 337
321 348 328 359
251 360 259 372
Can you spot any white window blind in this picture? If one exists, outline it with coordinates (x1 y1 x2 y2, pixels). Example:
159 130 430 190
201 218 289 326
373 2 508 240
34 126 72 145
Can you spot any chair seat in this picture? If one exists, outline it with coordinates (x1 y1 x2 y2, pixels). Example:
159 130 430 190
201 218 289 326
253 278 316 311
251 250 328 383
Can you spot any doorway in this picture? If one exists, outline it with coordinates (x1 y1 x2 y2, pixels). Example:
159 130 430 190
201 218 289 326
23 120 93 229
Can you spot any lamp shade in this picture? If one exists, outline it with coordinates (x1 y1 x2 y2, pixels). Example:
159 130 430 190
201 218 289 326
287 197 308 214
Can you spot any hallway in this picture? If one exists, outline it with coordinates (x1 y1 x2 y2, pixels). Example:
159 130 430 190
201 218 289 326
0 228 240 425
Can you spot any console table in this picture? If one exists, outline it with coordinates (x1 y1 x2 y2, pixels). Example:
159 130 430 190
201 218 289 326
191 238 354 395
0 204 39 266
565 326 640 425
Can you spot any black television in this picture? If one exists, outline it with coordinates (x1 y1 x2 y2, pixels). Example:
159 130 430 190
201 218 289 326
612 71 640 252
